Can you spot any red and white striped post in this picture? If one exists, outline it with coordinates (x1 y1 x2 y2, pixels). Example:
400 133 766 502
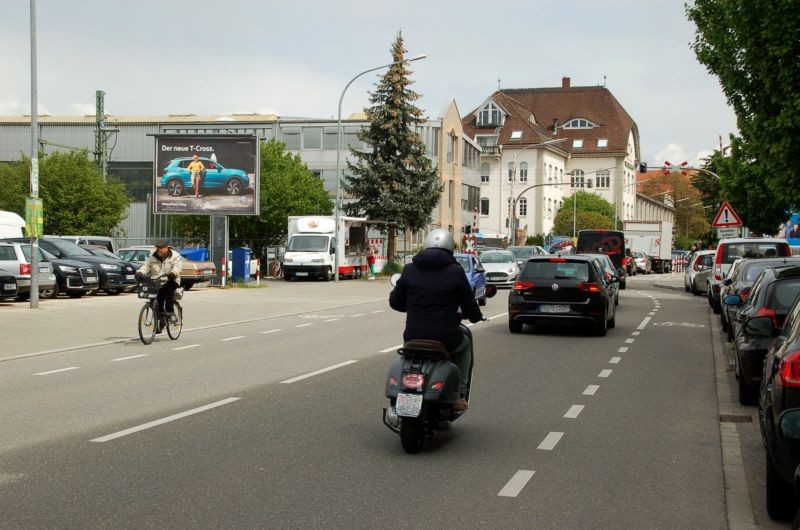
256 258 261 286
221 257 227 288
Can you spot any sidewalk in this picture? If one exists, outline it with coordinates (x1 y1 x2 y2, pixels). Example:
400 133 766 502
0 276 392 361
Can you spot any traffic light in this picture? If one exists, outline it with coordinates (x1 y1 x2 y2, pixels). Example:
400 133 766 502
638 162 647 173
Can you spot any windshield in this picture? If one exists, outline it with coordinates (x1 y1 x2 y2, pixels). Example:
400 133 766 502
88 248 119 259
45 238 92 256
288 235 330 252
455 255 470 272
722 242 789 264
481 251 515 264
119 249 151 262
769 279 800 311
509 247 535 259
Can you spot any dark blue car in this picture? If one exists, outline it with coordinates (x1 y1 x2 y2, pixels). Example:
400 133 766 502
161 157 250 197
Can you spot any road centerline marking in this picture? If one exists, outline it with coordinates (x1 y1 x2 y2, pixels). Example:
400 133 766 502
497 470 535 497
625 338 635 344
609 357 621 364
280 360 358 384
538 432 564 451
172 344 200 351
221 336 245 341
372 310 385 314
350 314 364 318
295 323 313 328
90 397 241 443
380 344 403 353
618 347 629 353
35 366 79 376
324 318 340 322
564 405 584 419
637 316 651 330
599 369 613 378
111 354 148 362
259 329 281 334
583 385 600 396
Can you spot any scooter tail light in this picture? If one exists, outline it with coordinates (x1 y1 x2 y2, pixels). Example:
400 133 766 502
779 350 800 388
431 381 444 391
401 373 424 391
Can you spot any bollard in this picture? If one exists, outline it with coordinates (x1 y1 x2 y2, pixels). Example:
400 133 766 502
221 257 227 288
257 258 261 286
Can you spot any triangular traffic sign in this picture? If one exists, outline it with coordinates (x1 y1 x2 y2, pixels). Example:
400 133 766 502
712 200 743 227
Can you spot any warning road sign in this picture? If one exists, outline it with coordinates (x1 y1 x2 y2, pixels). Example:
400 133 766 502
712 201 743 228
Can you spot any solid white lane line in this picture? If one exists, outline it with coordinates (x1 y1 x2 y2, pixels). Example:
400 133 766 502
372 310 385 314
380 344 403 353
637 316 651 330
564 405 584 419
632 331 641 336
221 336 245 342
35 367 79 376
583 385 600 396
625 338 635 344
609 357 622 364
90 398 241 443
259 329 281 334
172 344 200 351
351 314 364 318
497 470 535 497
280 360 358 384
599 369 613 378
111 354 148 362
324 319 340 322
538 432 564 451
489 312 507 320
295 323 313 328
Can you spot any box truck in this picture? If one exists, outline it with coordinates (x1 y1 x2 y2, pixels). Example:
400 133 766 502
0 211 25 238
623 220 673 273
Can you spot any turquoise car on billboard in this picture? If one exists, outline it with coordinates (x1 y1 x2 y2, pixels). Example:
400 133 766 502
161 157 250 197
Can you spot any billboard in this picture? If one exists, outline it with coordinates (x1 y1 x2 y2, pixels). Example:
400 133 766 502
153 135 259 215
778 213 800 247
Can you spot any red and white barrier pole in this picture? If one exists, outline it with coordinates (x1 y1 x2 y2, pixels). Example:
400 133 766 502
256 258 261 286
221 257 227 288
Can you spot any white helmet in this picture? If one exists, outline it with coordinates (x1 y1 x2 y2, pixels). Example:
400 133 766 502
424 229 455 253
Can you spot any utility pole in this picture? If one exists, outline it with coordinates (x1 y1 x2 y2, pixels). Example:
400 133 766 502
28 0 41 309
95 90 107 181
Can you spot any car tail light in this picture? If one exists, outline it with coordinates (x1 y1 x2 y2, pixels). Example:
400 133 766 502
754 307 780 329
714 246 724 281
402 373 424 391
212 268 217 274
549 258 566 262
779 350 800 388
739 287 751 302
431 381 444 391
578 282 602 293
20 263 31 276
513 280 534 291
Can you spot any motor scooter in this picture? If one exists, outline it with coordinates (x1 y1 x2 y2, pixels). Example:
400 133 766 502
383 274 496 453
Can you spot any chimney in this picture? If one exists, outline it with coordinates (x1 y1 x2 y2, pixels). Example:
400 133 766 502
562 77 571 88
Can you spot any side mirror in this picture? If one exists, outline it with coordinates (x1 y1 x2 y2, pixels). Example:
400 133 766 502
610 275 620 284
723 294 742 306
485 284 497 298
778 409 800 441
390 273 401 287
744 315 774 337
475 266 485 273
722 278 733 287
616 267 624 276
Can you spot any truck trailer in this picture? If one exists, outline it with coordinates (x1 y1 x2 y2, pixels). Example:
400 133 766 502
623 220 673 273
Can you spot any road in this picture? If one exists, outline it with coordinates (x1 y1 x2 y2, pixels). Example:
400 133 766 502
0 274 787 528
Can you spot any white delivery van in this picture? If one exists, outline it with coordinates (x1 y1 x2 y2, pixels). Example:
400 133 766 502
624 220 674 273
284 216 373 281
0 211 26 238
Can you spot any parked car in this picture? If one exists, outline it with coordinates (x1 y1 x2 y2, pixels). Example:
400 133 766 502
479 250 519 288
757 291 800 519
161 157 251 197
632 251 651 274
0 241 57 300
709 237 791 314
684 250 715 295
5 237 136 295
118 245 217 289
508 255 617 336
454 252 487 306
0 267 18 300
579 253 620 307
506 246 546 268
726 266 800 405
58 235 117 254
720 257 800 340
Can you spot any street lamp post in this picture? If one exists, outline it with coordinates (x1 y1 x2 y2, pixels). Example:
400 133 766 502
333 53 426 282
508 138 567 245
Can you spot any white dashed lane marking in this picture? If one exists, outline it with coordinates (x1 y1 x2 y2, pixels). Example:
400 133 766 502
295 323 313 328
324 319 340 322
583 385 600 396
632 331 641 336
259 329 281 334
280 360 358 384
111 354 148 362
625 338 635 344
222 336 245 341
372 310 385 314
351 314 364 318
538 432 564 451
497 470 535 498
598 369 613 378
172 344 199 351
35 367 79 376
618 347 628 353
609 357 621 364
564 405 584 419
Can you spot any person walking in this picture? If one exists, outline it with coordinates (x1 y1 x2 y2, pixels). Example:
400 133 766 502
367 245 377 280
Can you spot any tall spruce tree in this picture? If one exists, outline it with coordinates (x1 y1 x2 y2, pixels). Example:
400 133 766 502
342 32 441 259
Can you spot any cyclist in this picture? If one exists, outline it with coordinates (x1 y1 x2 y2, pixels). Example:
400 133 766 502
135 240 182 319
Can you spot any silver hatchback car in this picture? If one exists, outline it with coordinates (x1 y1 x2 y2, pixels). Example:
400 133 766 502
0 241 57 300
684 250 715 295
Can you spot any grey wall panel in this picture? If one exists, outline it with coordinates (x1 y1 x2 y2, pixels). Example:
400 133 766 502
1 126 32 160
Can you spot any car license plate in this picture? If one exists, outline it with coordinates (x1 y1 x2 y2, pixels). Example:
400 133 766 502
38 266 49 273
296 272 308 277
4 283 15 290
540 304 570 313
126 274 135 280
86 276 98 283
204 269 213 274
395 392 423 418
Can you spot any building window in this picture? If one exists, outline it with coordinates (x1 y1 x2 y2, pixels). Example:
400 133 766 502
302 127 322 149
597 138 608 148
323 127 338 149
507 197 512 216
571 169 585 188
310 170 322 179
559 168 563 182
480 162 490 183
480 197 490 216
563 118 596 129
282 128 301 150
519 197 527 217
508 162 514 182
572 139 584 148
446 133 456 164
478 102 503 126
511 131 522 139
596 169 610 189
519 162 528 182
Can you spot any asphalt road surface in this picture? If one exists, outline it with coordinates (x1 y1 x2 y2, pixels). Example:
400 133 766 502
0 274 786 528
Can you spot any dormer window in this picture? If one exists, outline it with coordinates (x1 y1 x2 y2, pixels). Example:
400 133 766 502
510 131 522 139
563 118 597 129
477 102 503 127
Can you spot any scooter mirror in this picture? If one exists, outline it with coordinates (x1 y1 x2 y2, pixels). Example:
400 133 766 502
390 273 401 287
485 284 497 298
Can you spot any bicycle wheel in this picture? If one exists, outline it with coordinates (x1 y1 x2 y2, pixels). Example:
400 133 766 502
138 303 157 345
167 302 183 340
270 261 282 279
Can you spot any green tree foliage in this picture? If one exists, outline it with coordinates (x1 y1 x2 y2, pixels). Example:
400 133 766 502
0 151 130 235
552 191 615 234
687 1 800 211
640 172 709 240
343 32 441 257
170 139 332 252
526 234 545 246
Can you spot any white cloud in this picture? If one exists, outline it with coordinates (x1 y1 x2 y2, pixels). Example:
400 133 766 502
652 143 717 167
0 96 21 115
71 102 95 115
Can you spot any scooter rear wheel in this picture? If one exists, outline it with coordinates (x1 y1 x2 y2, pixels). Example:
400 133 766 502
400 418 425 454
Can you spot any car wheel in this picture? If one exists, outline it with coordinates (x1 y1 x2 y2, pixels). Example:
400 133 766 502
727 320 735 342
619 280 626 290
67 291 84 298
182 282 194 291
721 312 728 332
608 311 616 329
737 373 757 406
41 283 59 299
766 453 795 520
684 282 690 292
16 292 30 302
166 179 185 197
225 178 243 196
105 288 121 296
509 318 523 334
691 280 700 296
596 310 608 336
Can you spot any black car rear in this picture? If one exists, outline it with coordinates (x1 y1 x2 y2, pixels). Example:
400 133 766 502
0 268 17 299
508 256 616 336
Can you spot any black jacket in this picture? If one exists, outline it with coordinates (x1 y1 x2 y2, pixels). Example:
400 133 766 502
389 248 483 350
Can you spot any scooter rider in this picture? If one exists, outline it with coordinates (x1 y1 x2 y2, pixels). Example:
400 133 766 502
389 229 484 411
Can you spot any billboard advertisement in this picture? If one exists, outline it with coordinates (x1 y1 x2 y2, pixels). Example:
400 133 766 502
153 135 259 215
778 213 800 248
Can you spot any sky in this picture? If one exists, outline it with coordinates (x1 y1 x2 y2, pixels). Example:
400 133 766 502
0 0 737 166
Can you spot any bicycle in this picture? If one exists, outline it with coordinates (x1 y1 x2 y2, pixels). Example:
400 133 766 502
137 278 183 345
269 259 283 279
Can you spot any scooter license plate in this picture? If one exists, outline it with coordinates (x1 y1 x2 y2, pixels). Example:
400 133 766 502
395 392 423 418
